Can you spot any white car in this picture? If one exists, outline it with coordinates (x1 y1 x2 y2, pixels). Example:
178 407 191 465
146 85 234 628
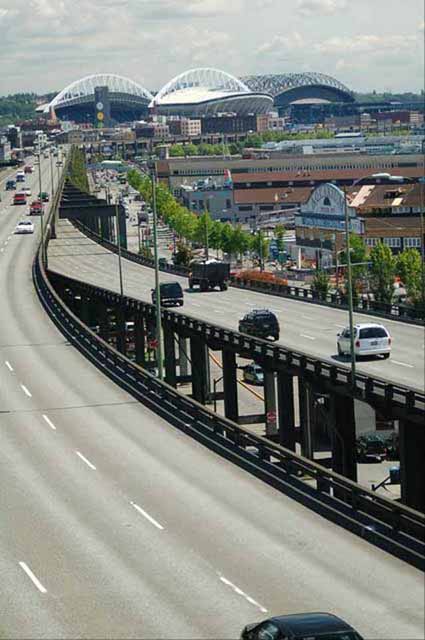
337 323 391 359
23 187 31 196
15 220 35 234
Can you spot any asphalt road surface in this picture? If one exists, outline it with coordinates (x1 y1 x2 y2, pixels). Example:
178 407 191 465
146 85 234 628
49 221 424 393
1 165 423 638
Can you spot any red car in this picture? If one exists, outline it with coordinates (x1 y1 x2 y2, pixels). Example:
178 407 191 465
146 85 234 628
24 166 33 174
13 193 27 205
29 200 43 215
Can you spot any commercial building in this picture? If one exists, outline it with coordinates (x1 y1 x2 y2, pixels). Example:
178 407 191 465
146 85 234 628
0 137 12 161
180 118 202 137
180 185 234 221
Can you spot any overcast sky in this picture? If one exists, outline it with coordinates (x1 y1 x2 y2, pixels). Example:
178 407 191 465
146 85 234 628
0 0 423 96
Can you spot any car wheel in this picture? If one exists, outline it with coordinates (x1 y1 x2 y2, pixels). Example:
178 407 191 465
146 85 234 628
383 353 390 359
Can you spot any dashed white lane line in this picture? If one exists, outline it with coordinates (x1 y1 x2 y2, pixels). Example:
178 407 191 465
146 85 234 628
42 414 57 430
335 324 346 329
392 360 414 369
130 501 164 530
5 360 14 372
75 450 97 470
219 575 267 613
19 562 47 594
20 384 32 397
300 333 316 341
301 314 313 320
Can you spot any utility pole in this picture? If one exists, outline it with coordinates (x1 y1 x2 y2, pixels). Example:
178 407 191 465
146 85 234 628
151 162 163 381
343 185 356 388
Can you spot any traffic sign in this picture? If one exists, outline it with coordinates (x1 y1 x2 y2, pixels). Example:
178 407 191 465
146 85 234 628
148 338 158 350
266 410 277 424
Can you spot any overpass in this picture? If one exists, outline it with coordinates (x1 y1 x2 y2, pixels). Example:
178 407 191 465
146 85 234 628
0 156 423 637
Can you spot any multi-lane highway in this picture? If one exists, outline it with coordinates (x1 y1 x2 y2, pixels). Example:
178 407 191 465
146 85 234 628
49 221 424 392
1 162 424 638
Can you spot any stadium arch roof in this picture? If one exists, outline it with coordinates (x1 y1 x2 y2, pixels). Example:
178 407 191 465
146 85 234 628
37 74 154 114
242 73 355 107
151 68 273 116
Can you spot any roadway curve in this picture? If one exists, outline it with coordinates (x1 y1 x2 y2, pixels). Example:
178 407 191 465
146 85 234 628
49 221 424 392
0 170 423 638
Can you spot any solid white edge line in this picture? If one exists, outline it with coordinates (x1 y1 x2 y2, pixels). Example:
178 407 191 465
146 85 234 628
75 450 97 470
392 360 414 368
5 361 13 372
19 562 47 594
130 501 164 530
219 576 267 613
42 414 57 430
300 333 316 340
20 384 32 397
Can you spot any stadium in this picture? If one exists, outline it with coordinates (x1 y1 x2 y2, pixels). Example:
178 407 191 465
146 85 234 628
150 68 273 116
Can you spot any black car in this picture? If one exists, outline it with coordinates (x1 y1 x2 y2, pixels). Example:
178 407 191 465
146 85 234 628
238 309 280 341
241 612 363 640
151 281 184 307
356 431 388 462
6 180 16 190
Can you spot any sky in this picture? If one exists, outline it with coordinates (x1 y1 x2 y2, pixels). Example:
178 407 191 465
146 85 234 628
0 0 423 96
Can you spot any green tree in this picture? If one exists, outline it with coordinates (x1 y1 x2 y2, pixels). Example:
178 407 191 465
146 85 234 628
231 225 251 259
184 143 198 156
312 270 331 300
173 240 193 266
250 231 270 269
396 248 422 302
169 144 185 157
370 242 396 303
274 223 285 252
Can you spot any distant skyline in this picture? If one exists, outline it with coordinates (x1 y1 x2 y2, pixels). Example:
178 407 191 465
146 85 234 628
0 0 423 96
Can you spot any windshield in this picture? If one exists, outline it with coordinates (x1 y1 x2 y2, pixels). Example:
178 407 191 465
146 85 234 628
359 327 388 339
161 283 182 296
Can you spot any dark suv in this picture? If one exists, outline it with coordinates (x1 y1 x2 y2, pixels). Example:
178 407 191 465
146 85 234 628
238 309 280 341
151 281 184 307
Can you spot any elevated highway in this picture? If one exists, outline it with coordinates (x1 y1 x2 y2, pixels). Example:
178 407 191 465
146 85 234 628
0 164 423 637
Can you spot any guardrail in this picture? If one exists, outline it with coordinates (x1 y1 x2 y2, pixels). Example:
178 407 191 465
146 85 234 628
73 220 424 326
34 253 425 570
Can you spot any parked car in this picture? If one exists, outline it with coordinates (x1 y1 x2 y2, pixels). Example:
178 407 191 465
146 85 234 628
337 323 391 359
242 362 264 385
356 432 387 462
241 612 363 640
151 281 184 307
239 309 280 341
15 220 34 234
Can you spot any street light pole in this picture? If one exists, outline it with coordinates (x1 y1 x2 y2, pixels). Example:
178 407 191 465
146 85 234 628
151 162 164 381
115 198 124 297
37 146 47 267
343 185 356 387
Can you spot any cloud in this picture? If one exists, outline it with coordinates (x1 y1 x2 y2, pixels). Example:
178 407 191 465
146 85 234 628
256 32 305 55
297 0 347 15
316 33 419 55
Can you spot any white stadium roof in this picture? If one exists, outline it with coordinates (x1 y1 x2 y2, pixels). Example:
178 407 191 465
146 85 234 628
151 68 273 116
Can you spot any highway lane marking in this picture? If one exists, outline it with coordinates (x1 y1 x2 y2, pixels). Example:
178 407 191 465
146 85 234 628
20 384 32 397
219 576 267 613
42 414 57 430
301 314 313 320
5 361 14 372
392 360 414 369
335 324 346 329
76 450 97 470
300 333 316 340
19 562 47 594
130 501 164 530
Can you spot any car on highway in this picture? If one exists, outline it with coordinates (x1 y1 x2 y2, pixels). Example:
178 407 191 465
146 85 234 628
38 191 50 202
241 612 363 640
337 323 391 359
13 192 27 205
151 281 184 307
15 220 34 234
242 362 264 385
239 309 280 341
6 179 16 190
29 200 43 215
22 187 32 196
24 165 33 174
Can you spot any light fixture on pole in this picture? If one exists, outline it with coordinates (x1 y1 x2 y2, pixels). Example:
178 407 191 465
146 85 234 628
342 184 356 388
150 161 164 381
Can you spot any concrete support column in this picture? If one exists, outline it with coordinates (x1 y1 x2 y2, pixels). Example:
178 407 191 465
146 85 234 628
298 377 314 459
277 371 296 451
100 215 109 241
222 348 239 423
163 323 177 387
134 314 146 366
115 306 127 356
263 369 278 438
330 393 357 483
98 301 109 342
178 335 189 377
399 420 425 512
190 336 209 405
